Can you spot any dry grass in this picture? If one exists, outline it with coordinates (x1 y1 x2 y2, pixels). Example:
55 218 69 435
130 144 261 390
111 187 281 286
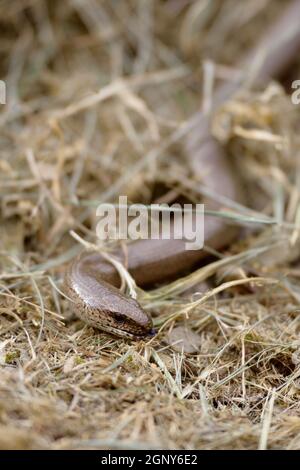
1 0 300 450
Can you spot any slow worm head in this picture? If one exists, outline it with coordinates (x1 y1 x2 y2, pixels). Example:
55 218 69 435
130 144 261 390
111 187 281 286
65 252 154 339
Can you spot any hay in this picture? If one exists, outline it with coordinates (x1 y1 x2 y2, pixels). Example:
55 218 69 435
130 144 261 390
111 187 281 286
1 0 300 450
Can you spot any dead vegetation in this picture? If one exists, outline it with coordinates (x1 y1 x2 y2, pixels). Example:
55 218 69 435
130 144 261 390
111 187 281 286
1 0 300 450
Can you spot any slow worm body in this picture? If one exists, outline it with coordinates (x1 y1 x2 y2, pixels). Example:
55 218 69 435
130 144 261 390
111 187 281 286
65 1 300 339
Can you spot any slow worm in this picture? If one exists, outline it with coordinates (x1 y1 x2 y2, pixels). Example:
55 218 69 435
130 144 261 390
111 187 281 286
65 1 300 340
